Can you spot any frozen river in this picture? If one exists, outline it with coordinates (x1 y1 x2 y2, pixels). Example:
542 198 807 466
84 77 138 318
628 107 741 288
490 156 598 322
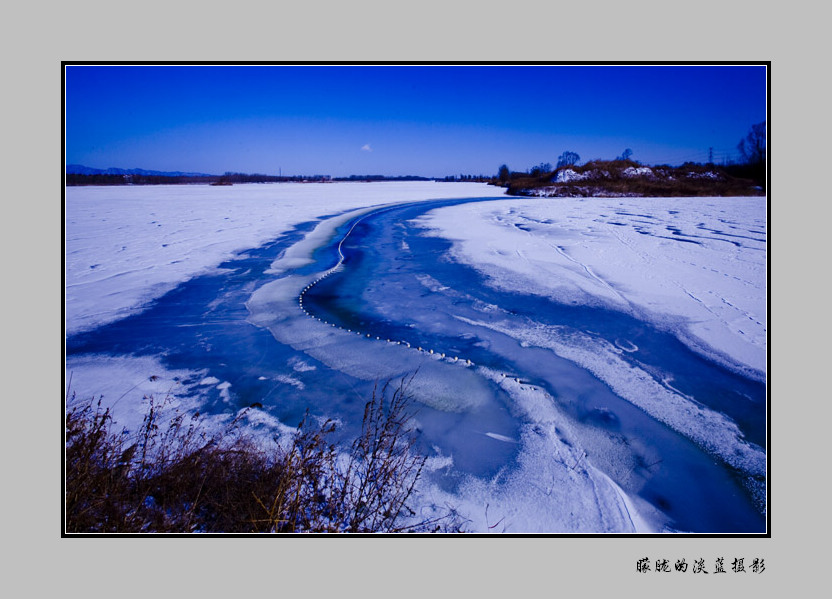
65 184 766 533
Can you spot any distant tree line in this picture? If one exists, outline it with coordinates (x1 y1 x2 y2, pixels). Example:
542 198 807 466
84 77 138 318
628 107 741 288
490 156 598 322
65 172 477 186
65 174 209 186
66 172 333 186
216 172 330 183
440 174 491 182
332 175 434 181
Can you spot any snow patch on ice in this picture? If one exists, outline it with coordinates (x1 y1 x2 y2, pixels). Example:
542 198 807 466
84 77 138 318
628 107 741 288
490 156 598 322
215 381 232 402
275 374 305 390
484 432 518 443
614 338 638 352
289 356 317 372
416 273 450 293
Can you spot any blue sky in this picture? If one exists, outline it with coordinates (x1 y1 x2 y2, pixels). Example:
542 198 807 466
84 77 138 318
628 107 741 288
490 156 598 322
65 64 767 177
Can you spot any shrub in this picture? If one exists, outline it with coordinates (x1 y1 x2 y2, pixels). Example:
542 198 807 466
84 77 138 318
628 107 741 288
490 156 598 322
65 376 455 534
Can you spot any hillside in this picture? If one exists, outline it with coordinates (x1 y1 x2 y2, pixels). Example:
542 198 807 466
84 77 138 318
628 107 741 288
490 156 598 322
495 160 765 197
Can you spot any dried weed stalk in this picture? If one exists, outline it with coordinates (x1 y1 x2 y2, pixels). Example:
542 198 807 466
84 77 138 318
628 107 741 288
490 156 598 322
65 374 454 534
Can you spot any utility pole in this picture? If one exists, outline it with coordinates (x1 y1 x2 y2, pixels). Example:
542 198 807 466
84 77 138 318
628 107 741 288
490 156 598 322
708 147 713 164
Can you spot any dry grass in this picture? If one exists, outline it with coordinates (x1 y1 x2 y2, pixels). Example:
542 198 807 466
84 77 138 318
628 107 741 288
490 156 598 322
65 375 457 534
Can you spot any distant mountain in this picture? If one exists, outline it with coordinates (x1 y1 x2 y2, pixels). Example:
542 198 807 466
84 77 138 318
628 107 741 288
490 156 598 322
66 164 216 178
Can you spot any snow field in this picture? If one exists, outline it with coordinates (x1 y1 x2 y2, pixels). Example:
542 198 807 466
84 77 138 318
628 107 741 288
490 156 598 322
65 185 767 533
418 196 767 378
65 182 506 336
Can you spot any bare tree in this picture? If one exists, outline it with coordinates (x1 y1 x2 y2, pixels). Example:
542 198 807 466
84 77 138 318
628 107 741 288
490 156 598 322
556 151 580 169
737 122 766 166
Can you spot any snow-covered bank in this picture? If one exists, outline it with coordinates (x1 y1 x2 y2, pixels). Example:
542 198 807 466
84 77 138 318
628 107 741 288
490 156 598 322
65 182 506 336
418 196 767 378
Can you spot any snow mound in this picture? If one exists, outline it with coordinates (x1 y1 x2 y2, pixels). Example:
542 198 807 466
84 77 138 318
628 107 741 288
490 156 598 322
622 166 654 178
686 170 720 179
555 169 590 183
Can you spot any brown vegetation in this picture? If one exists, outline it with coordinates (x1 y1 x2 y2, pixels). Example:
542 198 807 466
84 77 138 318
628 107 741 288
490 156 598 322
497 159 764 197
65 376 458 534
